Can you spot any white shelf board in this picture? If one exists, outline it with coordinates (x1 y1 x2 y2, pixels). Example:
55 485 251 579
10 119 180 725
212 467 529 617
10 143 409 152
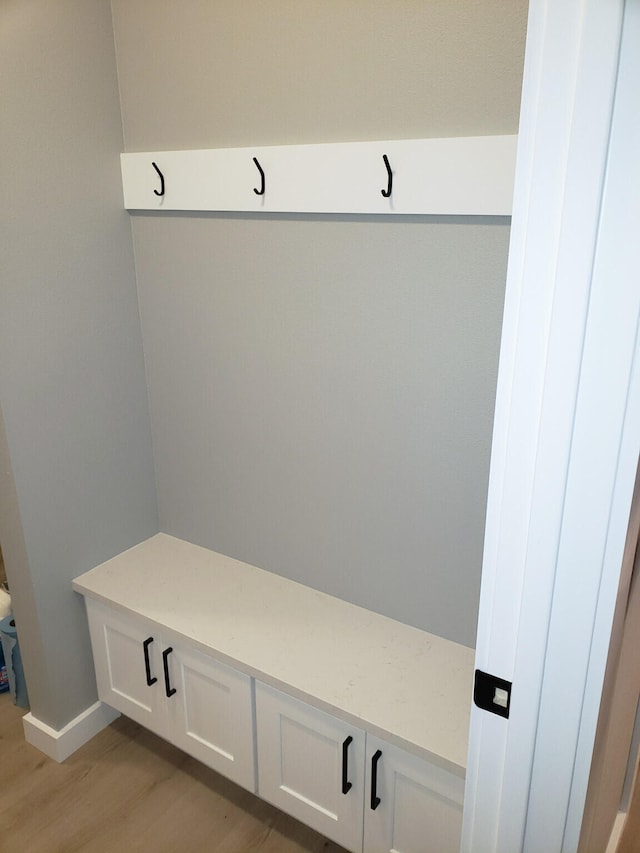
121 135 517 216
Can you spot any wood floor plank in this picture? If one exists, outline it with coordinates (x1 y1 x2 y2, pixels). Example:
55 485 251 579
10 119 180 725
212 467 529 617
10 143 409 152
0 694 346 852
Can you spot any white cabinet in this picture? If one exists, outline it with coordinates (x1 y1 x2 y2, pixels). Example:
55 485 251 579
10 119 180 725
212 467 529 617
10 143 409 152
256 682 365 852
85 598 255 792
85 596 461 850
256 683 463 853
85 598 165 734
74 536 472 852
363 735 463 853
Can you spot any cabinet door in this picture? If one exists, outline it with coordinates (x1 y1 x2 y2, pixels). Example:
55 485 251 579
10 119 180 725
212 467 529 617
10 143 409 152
166 641 256 792
256 683 365 853
363 736 464 853
85 598 167 737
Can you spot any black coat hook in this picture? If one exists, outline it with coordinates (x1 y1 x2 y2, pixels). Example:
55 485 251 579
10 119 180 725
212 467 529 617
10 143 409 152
381 154 392 198
152 161 165 197
253 157 265 196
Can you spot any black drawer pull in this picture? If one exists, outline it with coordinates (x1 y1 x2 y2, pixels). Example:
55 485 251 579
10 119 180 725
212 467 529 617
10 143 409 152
371 749 382 810
162 647 176 697
143 637 157 687
342 736 353 794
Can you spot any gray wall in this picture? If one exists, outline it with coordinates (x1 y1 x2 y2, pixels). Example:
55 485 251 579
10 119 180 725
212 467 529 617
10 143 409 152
112 1 527 647
133 215 508 645
0 0 157 729
112 0 527 150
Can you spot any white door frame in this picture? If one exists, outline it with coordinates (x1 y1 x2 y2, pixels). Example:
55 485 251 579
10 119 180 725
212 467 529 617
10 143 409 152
462 0 640 850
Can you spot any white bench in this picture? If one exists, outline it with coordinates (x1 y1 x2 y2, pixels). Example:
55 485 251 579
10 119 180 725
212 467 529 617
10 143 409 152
73 532 474 853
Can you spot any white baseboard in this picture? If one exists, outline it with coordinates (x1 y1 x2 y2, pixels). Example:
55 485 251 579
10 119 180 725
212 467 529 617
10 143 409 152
22 701 120 762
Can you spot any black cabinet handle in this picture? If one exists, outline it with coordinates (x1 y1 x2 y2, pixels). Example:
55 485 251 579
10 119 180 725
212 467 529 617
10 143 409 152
342 736 353 794
162 647 176 697
371 749 382 810
143 637 157 686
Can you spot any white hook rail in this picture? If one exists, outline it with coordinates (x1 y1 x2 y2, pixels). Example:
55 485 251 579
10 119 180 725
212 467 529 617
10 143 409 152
121 135 517 216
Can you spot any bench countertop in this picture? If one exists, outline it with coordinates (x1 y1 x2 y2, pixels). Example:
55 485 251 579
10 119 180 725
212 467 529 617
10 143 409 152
73 533 474 776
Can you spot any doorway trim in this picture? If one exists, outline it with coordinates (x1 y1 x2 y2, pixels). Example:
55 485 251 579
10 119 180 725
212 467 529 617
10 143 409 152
462 0 640 849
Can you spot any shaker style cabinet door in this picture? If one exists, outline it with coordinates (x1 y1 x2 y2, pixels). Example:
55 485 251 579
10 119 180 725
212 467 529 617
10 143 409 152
363 735 464 853
255 682 365 853
85 598 168 738
85 599 257 793
166 640 256 792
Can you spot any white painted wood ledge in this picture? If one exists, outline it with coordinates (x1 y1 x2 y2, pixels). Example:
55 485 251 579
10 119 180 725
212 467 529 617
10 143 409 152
121 135 517 216
72 532 474 777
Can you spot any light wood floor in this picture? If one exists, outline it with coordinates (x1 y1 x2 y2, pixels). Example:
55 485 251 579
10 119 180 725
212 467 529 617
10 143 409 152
0 693 346 853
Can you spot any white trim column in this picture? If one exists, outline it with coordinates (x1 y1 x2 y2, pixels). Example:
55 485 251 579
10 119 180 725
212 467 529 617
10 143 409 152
461 0 637 850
